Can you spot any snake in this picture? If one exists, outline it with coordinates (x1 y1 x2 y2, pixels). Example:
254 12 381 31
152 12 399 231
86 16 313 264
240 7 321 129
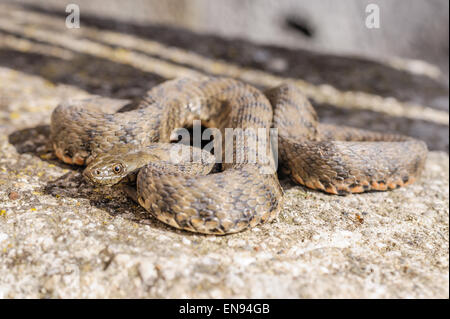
50 77 428 235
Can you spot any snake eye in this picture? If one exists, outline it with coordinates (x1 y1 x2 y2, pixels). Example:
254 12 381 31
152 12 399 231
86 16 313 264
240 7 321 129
112 164 124 174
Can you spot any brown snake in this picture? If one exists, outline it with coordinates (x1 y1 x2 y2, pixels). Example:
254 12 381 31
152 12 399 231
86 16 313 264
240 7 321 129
50 77 428 234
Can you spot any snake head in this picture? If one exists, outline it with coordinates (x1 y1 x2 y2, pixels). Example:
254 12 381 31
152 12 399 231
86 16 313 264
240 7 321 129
83 153 131 186
83 145 156 186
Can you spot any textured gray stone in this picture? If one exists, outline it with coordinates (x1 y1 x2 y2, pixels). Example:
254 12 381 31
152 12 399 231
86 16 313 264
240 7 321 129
0 3 448 298
0 67 448 298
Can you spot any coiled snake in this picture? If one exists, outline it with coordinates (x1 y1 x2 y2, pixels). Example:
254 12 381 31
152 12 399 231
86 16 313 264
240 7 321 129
50 77 428 234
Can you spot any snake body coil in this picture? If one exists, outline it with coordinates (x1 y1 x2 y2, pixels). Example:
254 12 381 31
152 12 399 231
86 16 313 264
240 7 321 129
50 77 428 234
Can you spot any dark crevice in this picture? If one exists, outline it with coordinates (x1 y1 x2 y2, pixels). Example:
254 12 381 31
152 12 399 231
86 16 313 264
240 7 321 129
285 16 314 38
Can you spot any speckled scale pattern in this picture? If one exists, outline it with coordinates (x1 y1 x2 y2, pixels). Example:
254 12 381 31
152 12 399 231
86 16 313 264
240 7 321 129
51 77 428 234
137 165 282 234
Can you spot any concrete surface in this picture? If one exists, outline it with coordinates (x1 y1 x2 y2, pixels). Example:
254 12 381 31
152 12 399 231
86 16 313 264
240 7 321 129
0 3 448 298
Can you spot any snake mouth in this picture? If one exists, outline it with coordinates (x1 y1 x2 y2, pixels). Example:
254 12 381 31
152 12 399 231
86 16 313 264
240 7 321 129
82 167 125 186
82 168 101 185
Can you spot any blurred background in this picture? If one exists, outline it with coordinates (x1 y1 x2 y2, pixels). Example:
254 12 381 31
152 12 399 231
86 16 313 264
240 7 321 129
1 0 449 151
12 0 450 76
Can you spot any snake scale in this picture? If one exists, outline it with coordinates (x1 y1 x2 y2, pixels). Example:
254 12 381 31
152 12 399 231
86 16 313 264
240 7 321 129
50 77 428 234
